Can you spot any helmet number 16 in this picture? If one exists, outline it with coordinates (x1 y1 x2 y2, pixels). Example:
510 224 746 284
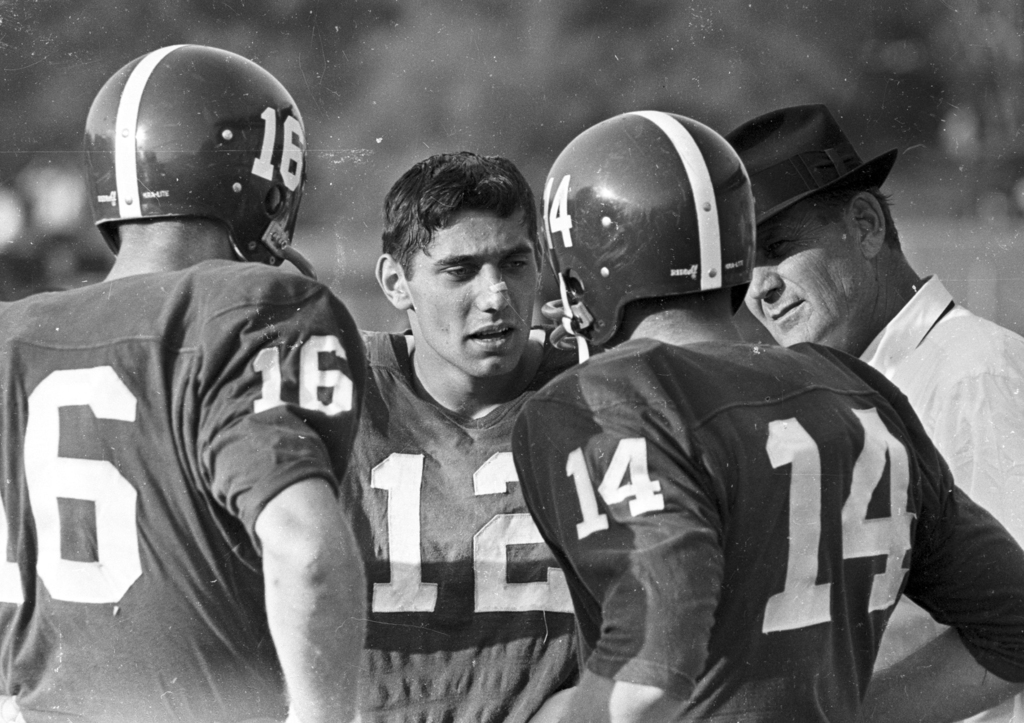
251 107 304 193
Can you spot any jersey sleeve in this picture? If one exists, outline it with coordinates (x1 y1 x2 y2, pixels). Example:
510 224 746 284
905 480 1024 683
197 274 365 553
514 388 723 700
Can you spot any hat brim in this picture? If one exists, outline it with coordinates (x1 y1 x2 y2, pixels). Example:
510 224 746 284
755 148 898 225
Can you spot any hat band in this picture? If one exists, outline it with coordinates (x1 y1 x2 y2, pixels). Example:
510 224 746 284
749 145 862 216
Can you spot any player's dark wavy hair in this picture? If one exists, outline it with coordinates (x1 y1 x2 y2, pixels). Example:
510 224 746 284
381 151 540 276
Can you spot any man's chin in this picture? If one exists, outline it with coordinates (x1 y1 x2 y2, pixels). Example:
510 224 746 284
466 344 528 378
768 324 816 348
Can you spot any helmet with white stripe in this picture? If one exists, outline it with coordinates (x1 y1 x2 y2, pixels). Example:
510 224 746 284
84 45 314 277
542 111 754 347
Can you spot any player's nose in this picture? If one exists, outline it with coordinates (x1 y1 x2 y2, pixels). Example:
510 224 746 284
476 269 509 313
747 265 784 310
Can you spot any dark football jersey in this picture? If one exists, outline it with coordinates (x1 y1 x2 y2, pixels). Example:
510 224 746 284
513 338 1024 723
0 260 365 723
339 330 578 723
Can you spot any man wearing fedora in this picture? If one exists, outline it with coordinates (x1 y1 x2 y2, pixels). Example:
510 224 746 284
728 104 1024 721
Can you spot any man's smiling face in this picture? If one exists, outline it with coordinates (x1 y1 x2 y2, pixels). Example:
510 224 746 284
745 196 878 353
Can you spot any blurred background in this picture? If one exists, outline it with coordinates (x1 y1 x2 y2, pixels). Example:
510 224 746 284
0 0 1022 335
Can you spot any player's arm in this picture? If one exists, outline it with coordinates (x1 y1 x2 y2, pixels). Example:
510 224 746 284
515 390 722 723
544 671 684 723
858 628 1024 723
526 687 575 723
255 478 366 723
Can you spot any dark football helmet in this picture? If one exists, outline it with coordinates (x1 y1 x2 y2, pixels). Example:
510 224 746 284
542 111 755 348
84 45 314 277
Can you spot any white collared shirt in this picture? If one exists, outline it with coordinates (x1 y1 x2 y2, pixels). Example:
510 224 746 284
867 277 1024 723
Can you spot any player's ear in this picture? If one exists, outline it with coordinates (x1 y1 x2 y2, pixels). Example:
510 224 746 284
376 254 415 312
848 192 886 260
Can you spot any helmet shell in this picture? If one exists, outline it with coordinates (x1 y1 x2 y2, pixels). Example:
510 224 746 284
543 111 754 346
84 45 306 267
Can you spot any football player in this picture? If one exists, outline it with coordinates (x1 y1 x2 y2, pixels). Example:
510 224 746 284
511 111 1024 723
338 151 578 723
0 46 366 723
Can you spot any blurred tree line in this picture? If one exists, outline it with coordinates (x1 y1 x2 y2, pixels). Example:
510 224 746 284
0 0 1021 328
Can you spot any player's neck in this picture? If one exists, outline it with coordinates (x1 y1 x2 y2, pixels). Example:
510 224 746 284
105 220 237 281
618 295 742 349
409 341 543 420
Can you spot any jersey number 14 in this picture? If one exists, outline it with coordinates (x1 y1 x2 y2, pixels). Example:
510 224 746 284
565 407 913 634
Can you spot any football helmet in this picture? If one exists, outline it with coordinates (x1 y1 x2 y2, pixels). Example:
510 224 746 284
84 45 314 277
542 111 755 348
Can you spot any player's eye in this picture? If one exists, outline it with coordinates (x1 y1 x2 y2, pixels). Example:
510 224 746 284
502 256 531 272
762 240 792 260
444 265 475 280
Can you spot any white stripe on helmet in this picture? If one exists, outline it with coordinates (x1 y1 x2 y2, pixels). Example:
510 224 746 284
628 111 722 291
114 45 185 219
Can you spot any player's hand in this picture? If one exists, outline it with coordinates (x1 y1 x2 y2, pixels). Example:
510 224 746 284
527 687 575 723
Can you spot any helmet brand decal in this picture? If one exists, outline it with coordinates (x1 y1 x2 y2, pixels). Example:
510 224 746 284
670 265 699 279
114 45 184 220
629 111 722 292
142 190 170 200
725 259 745 270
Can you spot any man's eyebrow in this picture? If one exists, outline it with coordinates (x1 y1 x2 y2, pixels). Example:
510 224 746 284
431 243 534 266
430 253 477 267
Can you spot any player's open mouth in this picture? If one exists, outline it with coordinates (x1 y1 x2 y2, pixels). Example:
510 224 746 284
468 325 514 344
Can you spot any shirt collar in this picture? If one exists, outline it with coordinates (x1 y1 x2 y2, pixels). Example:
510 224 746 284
860 276 954 378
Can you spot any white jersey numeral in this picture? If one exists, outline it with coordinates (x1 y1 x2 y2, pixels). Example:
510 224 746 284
567 438 665 540
251 107 305 191
543 174 574 248
252 347 284 413
473 452 572 613
23 367 142 604
370 451 573 614
762 409 913 633
566 448 608 540
844 408 913 612
370 454 438 613
0 342 352 607
762 419 831 632
251 107 278 182
299 335 353 414
253 335 353 415
560 410 913 635
279 115 305 192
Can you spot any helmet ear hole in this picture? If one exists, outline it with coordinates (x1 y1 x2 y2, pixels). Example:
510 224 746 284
564 269 586 298
264 185 285 216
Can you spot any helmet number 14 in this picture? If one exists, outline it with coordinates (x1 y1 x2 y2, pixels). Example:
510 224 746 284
543 174 574 248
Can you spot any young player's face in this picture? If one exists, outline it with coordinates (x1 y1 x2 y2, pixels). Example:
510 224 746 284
404 209 540 385
745 198 879 355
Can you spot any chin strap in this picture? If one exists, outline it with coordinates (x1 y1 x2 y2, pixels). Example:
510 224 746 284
277 246 318 280
556 273 590 363
256 214 318 280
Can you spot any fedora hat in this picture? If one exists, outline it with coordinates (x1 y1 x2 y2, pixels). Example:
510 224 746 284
725 104 898 224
